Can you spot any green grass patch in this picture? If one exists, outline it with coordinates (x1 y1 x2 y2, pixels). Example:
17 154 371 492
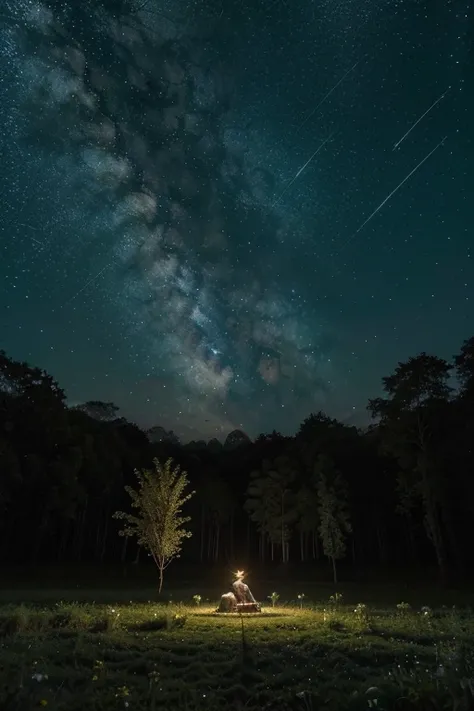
1 594 474 709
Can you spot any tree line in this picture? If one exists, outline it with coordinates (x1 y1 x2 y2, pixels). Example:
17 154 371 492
2 336 474 583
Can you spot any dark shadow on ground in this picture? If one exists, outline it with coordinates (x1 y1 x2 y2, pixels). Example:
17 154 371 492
193 611 285 618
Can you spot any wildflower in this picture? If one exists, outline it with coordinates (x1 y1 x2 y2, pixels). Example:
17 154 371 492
39 701 48 707
268 592 280 607
366 686 379 707
396 601 411 614
32 673 48 682
329 592 343 607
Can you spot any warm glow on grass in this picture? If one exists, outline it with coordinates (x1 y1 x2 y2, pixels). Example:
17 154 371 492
2 596 474 710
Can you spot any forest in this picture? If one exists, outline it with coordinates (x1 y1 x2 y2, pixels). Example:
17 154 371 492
2 335 474 584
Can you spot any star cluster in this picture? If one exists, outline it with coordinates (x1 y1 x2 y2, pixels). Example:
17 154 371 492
0 0 472 440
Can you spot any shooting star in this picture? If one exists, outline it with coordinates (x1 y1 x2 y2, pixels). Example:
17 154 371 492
338 136 447 252
393 88 450 151
298 61 360 131
17 222 44 246
271 132 335 208
61 262 115 308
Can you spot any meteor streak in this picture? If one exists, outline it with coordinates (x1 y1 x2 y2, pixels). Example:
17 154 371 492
298 61 360 131
393 88 449 151
271 132 335 208
338 136 447 252
62 262 114 308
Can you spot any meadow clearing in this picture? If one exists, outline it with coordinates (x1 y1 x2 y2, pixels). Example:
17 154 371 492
1 580 474 710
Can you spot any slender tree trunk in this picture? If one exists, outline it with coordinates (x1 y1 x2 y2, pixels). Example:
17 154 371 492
121 534 128 563
404 517 416 561
200 505 205 562
230 511 234 560
442 507 463 574
300 531 304 562
418 427 448 582
121 536 129 578
207 523 212 561
281 511 284 561
214 524 220 562
280 491 287 563
100 509 109 563
376 523 387 564
159 566 164 594
313 531 320 560
424 499 448 582
332 556 337 584
247 519 251 559
94 518 102 561
32 513 48 561
57 524 69 561
420 459 448 582
75 498 88 560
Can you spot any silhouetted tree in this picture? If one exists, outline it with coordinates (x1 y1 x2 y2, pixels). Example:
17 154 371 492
369 353 453 580
113 458 195 593
315 455 351 584
245 456 298 563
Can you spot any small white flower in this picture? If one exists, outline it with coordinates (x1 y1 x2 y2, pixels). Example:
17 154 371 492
32 673 48 682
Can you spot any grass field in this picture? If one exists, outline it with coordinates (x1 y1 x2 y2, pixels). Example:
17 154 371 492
2 580 474 710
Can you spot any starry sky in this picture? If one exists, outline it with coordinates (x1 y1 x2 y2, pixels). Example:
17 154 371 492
1 0 472 441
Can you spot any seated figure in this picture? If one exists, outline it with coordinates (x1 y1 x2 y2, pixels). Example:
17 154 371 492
217 570 261 613
232 576 257 605
217 591 237 613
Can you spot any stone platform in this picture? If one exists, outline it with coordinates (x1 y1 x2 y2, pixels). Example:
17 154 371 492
236 602 261 613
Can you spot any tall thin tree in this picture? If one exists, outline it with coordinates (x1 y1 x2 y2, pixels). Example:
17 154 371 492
315 455 352 584
113 457 195 593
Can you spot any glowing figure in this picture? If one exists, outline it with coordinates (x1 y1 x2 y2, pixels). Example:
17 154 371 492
216 570 261 613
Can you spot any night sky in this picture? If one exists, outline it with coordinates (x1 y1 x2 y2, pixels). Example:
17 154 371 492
1 0 472 441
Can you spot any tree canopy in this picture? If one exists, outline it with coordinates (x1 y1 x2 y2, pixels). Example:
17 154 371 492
2 337 474 584
114 458 195 592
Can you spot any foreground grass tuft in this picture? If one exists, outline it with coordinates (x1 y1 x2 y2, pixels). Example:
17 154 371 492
1 596 474 709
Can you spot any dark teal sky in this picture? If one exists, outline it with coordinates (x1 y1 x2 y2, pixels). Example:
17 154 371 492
1 0 472 441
